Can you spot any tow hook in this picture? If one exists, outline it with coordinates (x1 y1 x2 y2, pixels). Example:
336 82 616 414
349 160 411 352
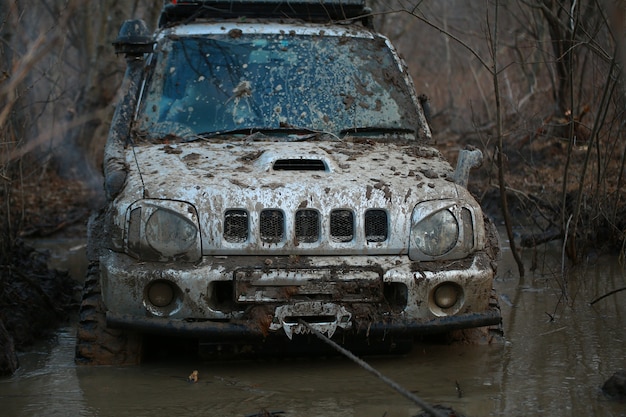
270 302 352 339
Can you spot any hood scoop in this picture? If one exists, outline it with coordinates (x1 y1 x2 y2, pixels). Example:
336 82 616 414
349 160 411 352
272 159 328 172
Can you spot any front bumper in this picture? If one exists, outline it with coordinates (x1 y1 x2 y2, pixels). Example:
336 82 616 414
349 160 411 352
100 250 499 341
107 305 501 339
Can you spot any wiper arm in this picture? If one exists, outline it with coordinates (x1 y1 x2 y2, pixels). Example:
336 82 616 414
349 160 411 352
186 127 262 141
190 127 338 142
250 127 341 142
340 127 415 136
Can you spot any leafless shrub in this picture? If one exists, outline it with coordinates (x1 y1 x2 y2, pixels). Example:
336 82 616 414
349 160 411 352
0 0 159 258
372 0 626 265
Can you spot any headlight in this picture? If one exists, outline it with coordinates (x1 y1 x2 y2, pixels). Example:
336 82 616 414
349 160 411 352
409 200 479 261
413 209 459 256
146 208 197 255
126 200 201 262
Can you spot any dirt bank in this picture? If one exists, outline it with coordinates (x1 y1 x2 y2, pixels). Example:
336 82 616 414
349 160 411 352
0 239 79 374
0 171 98 375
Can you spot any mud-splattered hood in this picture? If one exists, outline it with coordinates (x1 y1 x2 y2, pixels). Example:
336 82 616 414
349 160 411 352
121 139 472 255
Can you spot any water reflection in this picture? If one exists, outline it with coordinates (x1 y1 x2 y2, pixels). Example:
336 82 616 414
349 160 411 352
497 244 625 416
0 239 624 416
2 327 91 417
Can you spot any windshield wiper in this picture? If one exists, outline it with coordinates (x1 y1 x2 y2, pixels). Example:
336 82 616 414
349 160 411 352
184 127 262 141
188 127 336 142
340 127 416 136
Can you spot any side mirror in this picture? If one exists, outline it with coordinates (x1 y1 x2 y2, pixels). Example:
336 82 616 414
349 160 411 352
113 19 153 57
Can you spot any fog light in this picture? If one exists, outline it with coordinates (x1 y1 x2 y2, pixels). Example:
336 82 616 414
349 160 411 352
434 283 460 309
147 281 175 307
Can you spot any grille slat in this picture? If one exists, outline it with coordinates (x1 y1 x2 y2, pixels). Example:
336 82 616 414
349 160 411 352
330 209 354 242
365 209 388 242
295 209 320 243
260 209 285 243
224 209 249 242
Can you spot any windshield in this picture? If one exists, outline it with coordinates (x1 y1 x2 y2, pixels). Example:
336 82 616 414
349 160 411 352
135 30 421 140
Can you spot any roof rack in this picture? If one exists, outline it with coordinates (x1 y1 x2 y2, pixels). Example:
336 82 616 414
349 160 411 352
158 0 369 27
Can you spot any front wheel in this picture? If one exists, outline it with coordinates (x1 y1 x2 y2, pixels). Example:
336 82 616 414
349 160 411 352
75 262 142 365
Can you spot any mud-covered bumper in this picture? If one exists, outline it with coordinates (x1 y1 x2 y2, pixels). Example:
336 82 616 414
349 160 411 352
101 249 500 344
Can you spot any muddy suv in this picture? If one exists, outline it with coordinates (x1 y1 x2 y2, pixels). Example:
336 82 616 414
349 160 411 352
76 0 501 364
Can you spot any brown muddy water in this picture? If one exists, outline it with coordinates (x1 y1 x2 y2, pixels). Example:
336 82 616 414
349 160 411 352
1 235 625 417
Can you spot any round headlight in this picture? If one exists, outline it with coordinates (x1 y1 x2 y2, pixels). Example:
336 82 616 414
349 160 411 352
413 209 459 256
145 208 198 256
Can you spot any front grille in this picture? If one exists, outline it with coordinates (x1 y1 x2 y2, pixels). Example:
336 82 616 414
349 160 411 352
260 209 285 243
223 208 388 244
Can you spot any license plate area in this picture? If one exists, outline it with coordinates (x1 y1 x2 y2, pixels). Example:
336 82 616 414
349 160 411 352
234 268 382 303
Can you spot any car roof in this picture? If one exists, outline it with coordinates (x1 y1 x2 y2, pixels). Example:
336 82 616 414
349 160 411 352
156 20 378 39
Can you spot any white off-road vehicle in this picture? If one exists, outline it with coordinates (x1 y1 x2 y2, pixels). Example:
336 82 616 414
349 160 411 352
76 0 501 364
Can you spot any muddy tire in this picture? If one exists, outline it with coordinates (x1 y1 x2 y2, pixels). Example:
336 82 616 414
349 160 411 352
75 262 142 365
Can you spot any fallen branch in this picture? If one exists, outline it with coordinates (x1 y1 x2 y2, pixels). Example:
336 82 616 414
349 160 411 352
589 287 626 305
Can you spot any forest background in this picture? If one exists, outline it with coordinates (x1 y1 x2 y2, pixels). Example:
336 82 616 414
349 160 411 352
2 0 626 277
